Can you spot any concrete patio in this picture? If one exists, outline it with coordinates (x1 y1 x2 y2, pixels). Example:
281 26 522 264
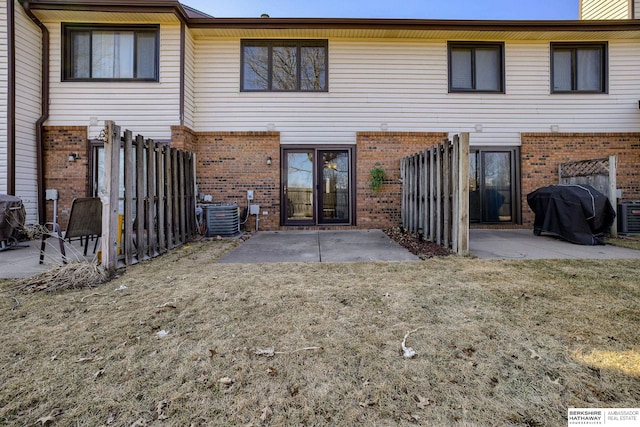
1 229 638 279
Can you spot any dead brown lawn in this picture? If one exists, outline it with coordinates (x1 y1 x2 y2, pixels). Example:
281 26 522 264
1 241 639 426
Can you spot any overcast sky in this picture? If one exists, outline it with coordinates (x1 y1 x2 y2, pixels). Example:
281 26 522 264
183 0 579 20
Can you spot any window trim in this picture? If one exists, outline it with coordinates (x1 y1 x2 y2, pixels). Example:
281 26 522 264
447 41 505 94
550 42 608 94
240 39 329 92
62 23 160 82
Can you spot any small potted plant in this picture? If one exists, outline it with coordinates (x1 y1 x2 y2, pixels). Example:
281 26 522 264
369 166 386 192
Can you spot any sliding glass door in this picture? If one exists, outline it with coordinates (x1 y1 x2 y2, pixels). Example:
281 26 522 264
469 147 520 224
282 147 353 226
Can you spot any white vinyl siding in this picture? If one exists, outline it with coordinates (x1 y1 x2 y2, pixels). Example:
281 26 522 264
46 22 181 140
580 0 630 19
0 3 8 195
183 27 195 129
635 0 640 18
193 39 640 147
14 1 42 224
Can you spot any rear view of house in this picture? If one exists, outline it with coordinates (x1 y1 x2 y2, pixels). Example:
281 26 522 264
2 0 640 231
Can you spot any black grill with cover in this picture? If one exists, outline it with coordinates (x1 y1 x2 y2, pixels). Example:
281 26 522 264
0 194 26 249
526 185 616 245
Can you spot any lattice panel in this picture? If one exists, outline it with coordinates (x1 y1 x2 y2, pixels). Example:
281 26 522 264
559 158 610 178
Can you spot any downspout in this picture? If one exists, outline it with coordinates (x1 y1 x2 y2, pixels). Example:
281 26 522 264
179 20 185 127
18 0 49 225
7 0 15 194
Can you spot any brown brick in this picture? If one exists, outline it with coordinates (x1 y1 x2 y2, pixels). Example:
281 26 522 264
43 126 90 226
521 133 640 226
173 128 281 231
356 132 449 229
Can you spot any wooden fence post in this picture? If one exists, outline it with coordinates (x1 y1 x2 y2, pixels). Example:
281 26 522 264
428 147 435 242
157 146 166 253
457 133 470 255
443 140 451 249
400 157 407 230
146 139 157 257
179 151 187 243
189 153 197 233
608 155 618 238
172 148 179 244
422 149 430 240
435 144 442 245
123 130 134 265
451 135 459 254
165 147 174 249
413 155 418 233
418 152 425 236
100 121 121 270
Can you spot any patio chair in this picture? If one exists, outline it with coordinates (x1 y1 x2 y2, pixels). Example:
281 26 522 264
39 197 102 264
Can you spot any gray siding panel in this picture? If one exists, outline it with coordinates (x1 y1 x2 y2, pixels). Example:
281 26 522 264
193 38 640 146
14 1 41 224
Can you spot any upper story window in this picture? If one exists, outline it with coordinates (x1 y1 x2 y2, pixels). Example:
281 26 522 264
241 40 328 92
448 42 505 93
63 24 159 81
551 43 607 93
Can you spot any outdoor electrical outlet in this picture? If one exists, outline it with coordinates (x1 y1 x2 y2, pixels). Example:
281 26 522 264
247 190 254 200
263 211 268 216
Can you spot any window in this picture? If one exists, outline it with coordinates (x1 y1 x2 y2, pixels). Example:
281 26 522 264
551 43 606 93
241 40 328 92
63 24 159 81
448 42 504 93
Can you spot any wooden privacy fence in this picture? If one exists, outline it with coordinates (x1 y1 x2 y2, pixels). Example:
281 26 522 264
559 155 618 237
101 121 197 269
400 133 469 255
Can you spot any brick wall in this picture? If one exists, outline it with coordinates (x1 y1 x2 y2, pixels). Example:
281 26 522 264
188 130 281 232
42 127 640 233
43 126 90 226
171 126 197 152
175 129 448 231
356 132 449 229
521 132 640 225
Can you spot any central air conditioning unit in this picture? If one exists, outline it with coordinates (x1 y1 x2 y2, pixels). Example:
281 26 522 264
618 203 640 234
205 204 239 237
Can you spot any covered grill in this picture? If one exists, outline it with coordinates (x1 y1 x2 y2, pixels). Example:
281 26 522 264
526 185 616 245
0 194 26 249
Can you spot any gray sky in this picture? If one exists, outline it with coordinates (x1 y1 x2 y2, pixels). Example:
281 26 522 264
183 0 578 20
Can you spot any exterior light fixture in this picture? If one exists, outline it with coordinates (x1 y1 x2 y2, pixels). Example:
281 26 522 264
68 153 79 162
267 156 272 166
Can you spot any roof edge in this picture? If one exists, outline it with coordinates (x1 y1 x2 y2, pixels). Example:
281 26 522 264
187 17 640 32
22 1 640 32
26 0 205 22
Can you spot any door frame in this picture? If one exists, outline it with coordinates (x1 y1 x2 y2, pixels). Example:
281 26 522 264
469 146 521 224
280 145 356 226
